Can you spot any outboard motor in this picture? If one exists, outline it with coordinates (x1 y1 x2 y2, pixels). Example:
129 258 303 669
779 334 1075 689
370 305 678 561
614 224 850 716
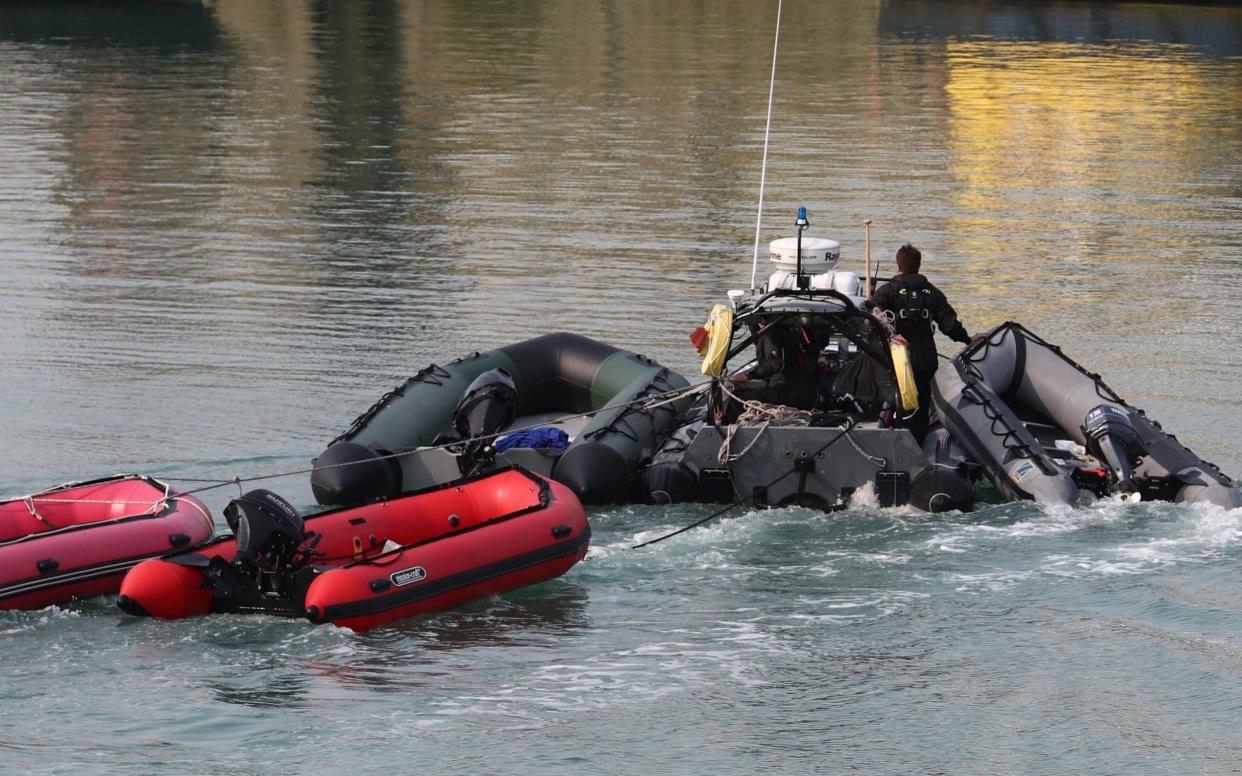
452 369 517 439
1082 405 1142 494
205 489 308 609
225 489 305 568
451 369 517 475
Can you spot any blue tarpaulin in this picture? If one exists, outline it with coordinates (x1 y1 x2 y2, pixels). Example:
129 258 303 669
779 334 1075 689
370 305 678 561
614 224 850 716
494 427 570 453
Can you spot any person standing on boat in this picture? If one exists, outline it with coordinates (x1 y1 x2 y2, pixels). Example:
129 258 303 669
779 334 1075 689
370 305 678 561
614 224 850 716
869 244 974 443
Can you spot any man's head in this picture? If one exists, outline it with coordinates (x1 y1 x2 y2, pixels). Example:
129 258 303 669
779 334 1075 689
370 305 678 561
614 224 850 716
895 244 921 274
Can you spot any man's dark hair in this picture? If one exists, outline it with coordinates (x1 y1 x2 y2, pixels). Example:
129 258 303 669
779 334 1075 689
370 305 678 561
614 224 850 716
895 243 922 274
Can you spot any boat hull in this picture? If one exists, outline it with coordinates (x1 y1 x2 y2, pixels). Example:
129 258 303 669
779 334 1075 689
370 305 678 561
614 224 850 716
635 418 956 511
0 475 214 610
934 322 1241 508
119 467 590 632
311 332 690 506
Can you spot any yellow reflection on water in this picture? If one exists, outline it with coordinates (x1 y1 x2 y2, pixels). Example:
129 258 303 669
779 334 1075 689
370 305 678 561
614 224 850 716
942 40 1241 325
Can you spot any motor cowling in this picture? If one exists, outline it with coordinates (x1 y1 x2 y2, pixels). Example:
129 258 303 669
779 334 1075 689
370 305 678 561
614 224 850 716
1082 405 1142 494
224 489 305 566
451 369 518 476
452 368 517 440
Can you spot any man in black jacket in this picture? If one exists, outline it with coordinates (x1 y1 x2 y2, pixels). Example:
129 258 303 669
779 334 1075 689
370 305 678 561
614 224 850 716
869 243 975 443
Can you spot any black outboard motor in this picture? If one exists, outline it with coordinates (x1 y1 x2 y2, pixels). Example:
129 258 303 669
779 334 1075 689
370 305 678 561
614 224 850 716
206 489 308 609
226 489 305 567
1082 405 1142 494
452 369 518 439
451 369 518 474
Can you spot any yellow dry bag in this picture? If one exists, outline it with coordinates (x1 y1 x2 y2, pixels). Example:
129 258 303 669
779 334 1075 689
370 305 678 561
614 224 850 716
889 338 919 412
699 304 733 377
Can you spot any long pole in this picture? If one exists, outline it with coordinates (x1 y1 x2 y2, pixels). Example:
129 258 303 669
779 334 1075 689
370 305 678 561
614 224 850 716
749 0 783 290
863 218 873 299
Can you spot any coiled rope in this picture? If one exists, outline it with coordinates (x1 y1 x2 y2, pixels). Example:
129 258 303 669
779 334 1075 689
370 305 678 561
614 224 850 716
716 384 813 465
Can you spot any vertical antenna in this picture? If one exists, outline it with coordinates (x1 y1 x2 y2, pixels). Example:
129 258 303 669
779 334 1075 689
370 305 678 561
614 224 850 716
863 218 873 299
749 0 783 290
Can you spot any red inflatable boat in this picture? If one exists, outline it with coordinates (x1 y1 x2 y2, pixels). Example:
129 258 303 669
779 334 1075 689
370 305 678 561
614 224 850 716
0 475 214 610
118 466 590 632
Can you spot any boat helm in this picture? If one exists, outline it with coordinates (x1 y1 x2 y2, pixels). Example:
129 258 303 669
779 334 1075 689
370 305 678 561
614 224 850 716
225 489 305 564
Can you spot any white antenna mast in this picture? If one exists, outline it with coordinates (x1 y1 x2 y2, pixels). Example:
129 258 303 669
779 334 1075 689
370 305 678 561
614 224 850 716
749 0 783 290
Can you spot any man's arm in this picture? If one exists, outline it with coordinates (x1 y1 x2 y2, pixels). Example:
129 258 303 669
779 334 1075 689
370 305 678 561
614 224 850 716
931 286 971 344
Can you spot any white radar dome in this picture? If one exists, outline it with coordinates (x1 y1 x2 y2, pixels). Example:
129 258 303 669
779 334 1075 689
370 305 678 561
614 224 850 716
768 237 840 273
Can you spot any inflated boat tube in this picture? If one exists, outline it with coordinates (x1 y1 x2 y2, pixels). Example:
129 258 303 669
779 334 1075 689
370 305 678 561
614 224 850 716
312 333 691 506
908 427 975 513
933 322 1241 509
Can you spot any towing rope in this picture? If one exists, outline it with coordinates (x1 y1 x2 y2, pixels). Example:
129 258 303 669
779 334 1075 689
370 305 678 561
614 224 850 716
140 379 716 500
2 378 716 507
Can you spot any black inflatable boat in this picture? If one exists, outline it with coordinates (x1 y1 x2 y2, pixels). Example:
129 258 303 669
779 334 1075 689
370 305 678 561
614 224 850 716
312 333 691 506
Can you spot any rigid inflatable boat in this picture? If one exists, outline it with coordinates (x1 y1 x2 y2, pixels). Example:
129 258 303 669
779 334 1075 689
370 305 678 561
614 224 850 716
118 467 590 632
311 332 690 506
934 322 1241 508
634 221 975 513
0 475 213 610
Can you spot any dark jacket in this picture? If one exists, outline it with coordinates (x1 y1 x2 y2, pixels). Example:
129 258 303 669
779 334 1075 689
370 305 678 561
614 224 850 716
870 272 969 377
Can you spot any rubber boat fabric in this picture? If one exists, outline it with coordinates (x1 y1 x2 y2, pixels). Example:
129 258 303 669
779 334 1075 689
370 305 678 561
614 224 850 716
118 467 590 632
311 333 691 507
0 475 213 610
933 321 1242 509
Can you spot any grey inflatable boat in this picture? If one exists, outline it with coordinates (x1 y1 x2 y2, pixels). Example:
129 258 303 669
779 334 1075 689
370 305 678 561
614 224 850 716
311 333 690 506
933 322 1241 508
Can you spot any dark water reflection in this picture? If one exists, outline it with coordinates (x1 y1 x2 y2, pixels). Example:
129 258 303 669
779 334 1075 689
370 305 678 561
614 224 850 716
883 0 1242 59
0 1 225 51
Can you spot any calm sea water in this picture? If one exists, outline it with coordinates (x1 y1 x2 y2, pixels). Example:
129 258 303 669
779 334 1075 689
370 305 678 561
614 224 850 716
3 1 1242 773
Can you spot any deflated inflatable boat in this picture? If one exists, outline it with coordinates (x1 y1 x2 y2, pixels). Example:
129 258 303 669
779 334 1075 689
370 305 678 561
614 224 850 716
312 333 690 506
934 322 1241 508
